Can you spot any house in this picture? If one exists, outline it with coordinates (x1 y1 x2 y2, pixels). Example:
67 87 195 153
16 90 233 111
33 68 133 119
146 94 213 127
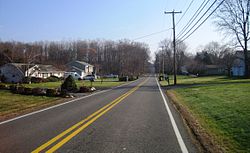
66 60 94 79
33 65 64 79
0 63 64 83
232 51 250 76
204 65 225 76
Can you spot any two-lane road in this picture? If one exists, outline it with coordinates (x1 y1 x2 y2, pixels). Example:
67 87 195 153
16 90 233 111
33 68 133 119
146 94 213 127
0 77 198 153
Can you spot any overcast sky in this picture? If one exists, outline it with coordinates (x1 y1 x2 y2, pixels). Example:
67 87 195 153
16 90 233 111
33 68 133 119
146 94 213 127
0 0 226 58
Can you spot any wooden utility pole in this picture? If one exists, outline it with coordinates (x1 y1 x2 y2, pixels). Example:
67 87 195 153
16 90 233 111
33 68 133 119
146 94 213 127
164 10 181 85
162 46 164 80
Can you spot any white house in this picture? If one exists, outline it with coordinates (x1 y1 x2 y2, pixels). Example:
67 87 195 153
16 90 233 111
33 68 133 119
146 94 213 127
66 60 94 79
232 51 250 76
0 63 64 83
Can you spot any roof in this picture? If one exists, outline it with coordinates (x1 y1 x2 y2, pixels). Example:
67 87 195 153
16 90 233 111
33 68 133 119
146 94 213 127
7 63 36 73
72 60 94 67
205 65 225 69
38 65 64 72
2 63 63 73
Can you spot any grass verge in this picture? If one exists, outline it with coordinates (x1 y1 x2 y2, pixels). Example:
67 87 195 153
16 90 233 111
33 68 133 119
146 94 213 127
0 90 61 121
160 75 250 86
24 79 125 89
165 76 250 153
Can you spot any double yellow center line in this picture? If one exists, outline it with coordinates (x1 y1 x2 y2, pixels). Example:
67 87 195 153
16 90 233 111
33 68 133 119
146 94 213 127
32 79 148 153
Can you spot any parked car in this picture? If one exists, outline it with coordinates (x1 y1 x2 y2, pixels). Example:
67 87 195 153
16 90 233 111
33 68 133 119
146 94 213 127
103 74 119 78
64 72 83 80
83 75 96 81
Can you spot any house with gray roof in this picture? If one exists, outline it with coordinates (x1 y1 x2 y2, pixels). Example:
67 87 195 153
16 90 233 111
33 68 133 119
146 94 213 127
66 60 94 79
0 63 64 83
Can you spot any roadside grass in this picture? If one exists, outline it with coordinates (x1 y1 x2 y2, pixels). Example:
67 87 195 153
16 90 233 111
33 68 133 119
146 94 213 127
160 75 250 86
0 90 60 121
0 78 126 121
24 78 124 89
165 76 250 152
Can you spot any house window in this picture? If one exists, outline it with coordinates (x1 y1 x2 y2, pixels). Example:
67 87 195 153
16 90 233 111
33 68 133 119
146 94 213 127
0 70 1 74
12 74 15 78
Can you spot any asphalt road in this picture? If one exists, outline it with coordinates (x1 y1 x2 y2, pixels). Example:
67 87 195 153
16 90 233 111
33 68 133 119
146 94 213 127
0 76 198 153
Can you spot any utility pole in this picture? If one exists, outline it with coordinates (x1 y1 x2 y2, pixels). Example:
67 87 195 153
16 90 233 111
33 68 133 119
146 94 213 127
164 10 181 85
161 46 164 80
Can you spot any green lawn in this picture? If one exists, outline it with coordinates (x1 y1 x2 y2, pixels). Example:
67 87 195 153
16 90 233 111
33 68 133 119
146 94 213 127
24 78 125 89
0 90 60 121
160 75 250 86
0 78 127 121
167 76 250 152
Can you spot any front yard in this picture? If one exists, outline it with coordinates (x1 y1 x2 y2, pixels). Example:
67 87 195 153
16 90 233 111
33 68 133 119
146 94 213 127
0 78 128 122
162 76 250 152
24 78 124 89
0 90 60 121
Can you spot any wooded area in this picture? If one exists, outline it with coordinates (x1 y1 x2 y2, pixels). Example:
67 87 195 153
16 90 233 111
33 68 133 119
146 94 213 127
0 39 150 76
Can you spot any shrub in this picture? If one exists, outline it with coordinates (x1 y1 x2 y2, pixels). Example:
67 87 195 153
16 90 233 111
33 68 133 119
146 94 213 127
0 75 6 83
128 76 137 81
79 86 91 93
0 83 9 90
16 86 25 94
46 88 58 97
22 77 31 84
61 75 77 92
9 85 18 93
31 77 45 83
32 88 46 96
119 76 128 82
46 76 60 82
23 87 33 95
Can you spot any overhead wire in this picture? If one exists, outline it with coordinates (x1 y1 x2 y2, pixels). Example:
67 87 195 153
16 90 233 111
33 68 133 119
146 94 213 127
133 28 172 41
178 0 225 43
176 0 210 38
176 0 195 27
177 0 218 40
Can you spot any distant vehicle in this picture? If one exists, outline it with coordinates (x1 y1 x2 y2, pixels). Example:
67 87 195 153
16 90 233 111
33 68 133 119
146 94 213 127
64 72 83 80
103 74 118 78
83 75 96 81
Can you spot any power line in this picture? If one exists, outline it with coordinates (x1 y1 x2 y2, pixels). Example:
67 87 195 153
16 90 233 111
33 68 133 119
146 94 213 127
178 0 225 43
176 0 210 38
176 0 195 26
177 0 218 40
133 28 171 41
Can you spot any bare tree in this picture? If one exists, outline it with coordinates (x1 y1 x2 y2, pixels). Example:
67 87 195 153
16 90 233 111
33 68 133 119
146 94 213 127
219 46 236 76
215 0 250 77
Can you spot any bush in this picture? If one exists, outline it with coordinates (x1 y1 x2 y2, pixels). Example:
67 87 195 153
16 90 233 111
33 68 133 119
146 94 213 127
45 76 60 82
0 83 9 90
31 77 45 83
46 88 58 97
79 86 91 93
32 88 46 96
128 76 137 81
22 77 31 84
23 87 33 95
0 75 6 83
119 76 128 82
16 86 25 94
9 85 18 93
61 75 77 92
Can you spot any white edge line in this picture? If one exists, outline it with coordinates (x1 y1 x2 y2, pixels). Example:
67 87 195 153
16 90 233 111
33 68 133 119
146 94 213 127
156 78 189 153
0 80 138 125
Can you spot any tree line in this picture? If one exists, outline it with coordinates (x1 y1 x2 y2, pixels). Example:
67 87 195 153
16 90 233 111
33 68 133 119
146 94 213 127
154 40 237 76
0 39 150 76
155 0 249 77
